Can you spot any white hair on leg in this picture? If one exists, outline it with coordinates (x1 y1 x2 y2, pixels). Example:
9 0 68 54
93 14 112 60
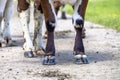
0 0 7 47
48 0 57 27
73 0 83 27
3 0 13 45
19 8 34 51
33 7 45 54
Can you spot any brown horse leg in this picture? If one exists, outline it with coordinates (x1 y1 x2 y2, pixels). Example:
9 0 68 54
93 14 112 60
40 0 56 65
43 1 61 39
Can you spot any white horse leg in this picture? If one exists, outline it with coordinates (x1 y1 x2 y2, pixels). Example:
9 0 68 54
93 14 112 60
3 0 13 46
19 8 35 57
0 0 7 47
33 7 45 55
73 0 83 27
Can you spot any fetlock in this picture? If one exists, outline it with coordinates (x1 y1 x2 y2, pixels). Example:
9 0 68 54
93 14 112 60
23 42 36 58
33 40 45 55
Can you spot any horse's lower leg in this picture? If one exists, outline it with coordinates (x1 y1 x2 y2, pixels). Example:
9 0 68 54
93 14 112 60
74 26 84 53
19 8 35 58
33 4 45 55
0 15 6 47
41 0 56 65
45 31 55 56
73 0 88 64
43 19 56 65
74 21 88 64
3 0 13 46
0 0 8 47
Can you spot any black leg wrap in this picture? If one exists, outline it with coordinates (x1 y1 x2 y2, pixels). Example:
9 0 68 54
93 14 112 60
74 19 84 31
46 19 56 32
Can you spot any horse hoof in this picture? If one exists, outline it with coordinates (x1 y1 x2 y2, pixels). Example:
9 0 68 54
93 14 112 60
61 12 67 19
36 49 45 56
74 55 89 64
43 34 48 39
24 51 34 58
42 56 56 65
0 42 6 47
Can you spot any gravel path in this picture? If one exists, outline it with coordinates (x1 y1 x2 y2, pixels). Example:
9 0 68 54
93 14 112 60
0 2 120 80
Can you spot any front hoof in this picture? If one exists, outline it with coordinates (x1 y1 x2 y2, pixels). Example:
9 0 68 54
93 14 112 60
42 56 56 65
24 51 35 58
74 55 89 64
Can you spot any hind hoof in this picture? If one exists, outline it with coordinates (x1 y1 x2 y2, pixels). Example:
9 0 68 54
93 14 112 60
42 56 56 65
36 49 45 56
74 55 89 64
0 42 6 47
24 51 35 58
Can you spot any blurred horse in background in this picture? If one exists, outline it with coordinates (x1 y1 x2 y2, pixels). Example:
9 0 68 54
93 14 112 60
0 0 13 47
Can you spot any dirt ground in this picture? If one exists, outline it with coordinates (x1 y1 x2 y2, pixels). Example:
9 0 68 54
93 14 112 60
0 2 120 80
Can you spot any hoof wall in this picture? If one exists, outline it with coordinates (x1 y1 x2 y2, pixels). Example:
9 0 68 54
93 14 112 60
42 56 56 65
74 55 89 64
24 51 34 58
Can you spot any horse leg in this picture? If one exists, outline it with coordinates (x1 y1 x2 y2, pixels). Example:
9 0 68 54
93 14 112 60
33 3 45 55
3 0 13 46
40 0 57 65
61 4 67 19
43 1 61 39
73 0 88 64
19 3 35 58
0 0 7 47
53 1 61 15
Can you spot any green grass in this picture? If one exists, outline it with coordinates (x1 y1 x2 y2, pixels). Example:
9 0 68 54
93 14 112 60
64 0 120 31
62 4 74 15
86 0 120 31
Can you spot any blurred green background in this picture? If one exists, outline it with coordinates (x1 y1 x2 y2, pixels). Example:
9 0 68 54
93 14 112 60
14 0 120 31
63 0 120 31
